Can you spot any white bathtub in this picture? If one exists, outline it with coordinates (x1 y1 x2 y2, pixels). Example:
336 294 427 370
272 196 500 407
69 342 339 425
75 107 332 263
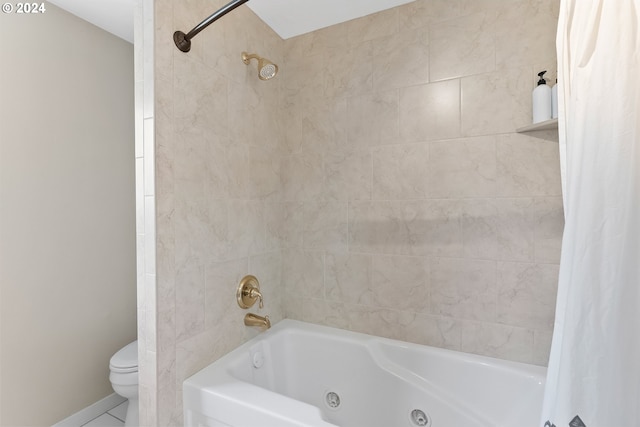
183 320 546 427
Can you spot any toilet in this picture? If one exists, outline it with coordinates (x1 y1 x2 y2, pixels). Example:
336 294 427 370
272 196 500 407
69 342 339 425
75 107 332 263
109 341 139 427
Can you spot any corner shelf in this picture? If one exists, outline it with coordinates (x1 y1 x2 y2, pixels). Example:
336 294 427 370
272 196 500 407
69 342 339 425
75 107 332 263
516 118 558 133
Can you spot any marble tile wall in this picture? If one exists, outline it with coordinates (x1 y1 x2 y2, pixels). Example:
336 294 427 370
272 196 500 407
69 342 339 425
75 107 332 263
141 0 286 424
140 0 562 424
281 0 563 367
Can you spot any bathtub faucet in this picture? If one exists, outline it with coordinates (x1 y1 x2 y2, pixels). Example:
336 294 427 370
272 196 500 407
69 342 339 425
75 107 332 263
244 313 271 329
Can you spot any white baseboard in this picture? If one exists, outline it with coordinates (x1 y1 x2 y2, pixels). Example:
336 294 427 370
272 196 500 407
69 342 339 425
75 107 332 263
52 393 127 427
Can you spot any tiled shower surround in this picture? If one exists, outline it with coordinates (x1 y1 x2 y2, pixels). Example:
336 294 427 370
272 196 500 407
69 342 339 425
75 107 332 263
135 0 563 424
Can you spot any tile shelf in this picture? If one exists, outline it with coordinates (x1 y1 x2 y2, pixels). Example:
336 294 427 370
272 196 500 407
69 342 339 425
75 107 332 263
516 118 558 133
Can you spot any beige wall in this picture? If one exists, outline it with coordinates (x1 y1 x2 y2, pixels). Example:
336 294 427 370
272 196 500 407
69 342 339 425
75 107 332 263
0 5 136 426
281 0 563 366
138 0 563 424
136 0 286 424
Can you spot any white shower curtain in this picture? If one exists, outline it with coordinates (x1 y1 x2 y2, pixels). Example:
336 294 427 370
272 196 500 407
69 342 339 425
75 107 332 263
541 1 640 427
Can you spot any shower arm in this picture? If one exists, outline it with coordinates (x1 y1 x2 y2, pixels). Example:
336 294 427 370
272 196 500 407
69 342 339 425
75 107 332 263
174 0 250 52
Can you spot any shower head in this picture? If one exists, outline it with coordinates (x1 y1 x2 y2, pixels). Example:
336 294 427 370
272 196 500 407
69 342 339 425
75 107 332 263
242 52 278 81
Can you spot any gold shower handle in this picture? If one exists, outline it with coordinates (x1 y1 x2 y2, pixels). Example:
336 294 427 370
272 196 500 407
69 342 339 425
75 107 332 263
236 275 263 309
251 288 264 309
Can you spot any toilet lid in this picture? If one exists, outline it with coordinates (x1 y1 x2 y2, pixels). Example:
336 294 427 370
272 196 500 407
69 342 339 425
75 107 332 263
110 341 138 373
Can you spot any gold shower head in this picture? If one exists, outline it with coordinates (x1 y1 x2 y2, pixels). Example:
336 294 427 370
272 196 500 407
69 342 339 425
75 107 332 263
242 52 278 81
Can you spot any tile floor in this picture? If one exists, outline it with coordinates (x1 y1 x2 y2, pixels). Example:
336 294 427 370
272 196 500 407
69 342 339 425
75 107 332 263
81 401 127 427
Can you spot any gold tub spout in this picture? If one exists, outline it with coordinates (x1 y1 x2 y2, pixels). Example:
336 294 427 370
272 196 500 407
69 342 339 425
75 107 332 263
244 313 270 329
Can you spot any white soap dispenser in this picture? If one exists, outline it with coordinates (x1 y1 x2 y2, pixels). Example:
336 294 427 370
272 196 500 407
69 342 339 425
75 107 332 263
532 70 551 123
551 78 558 119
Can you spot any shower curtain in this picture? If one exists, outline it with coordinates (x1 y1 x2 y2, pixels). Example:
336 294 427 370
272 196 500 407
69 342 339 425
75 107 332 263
541 1 640 427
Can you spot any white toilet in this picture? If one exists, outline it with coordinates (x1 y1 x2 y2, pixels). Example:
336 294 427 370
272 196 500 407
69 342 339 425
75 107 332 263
109 341 139 427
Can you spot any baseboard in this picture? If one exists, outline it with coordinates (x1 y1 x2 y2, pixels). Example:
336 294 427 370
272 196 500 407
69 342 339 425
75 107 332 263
52 393 127 427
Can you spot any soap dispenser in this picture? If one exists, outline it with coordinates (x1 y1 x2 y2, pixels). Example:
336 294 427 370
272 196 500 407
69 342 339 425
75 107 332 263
532 70 551 124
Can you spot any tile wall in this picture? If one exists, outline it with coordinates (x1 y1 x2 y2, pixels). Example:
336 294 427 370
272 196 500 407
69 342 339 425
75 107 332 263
139 0 287 424
137 0 563 424
133 0 156 424
281 0 563 366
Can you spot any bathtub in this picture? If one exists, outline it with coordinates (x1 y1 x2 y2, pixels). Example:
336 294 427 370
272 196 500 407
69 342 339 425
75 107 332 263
183 320 546 427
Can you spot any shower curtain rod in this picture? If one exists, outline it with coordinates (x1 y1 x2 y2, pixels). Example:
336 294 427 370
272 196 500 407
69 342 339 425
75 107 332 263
174 0 250 52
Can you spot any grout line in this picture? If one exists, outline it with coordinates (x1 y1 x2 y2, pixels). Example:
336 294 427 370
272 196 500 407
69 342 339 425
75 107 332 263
81 413 124 427
107 401 128 423
52 394 126 427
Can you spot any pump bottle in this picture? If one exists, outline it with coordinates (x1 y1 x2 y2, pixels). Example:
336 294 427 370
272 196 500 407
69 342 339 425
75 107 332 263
532 70 551 123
